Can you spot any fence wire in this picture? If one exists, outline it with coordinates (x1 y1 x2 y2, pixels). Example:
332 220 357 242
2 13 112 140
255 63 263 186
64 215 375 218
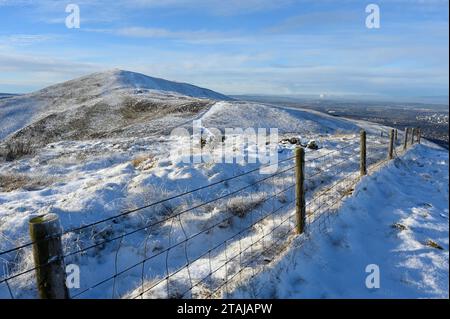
0 129 416 299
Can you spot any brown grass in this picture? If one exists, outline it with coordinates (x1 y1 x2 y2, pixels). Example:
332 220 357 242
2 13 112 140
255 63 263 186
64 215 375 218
392 223 407 231
227 195 265 218
131 154 156 169
425 239 444 250
1 141 34 161
339 187 354 197
0 173 53 192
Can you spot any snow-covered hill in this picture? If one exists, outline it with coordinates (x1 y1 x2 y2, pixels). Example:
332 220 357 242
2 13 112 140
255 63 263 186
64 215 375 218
0 93 18 100
0 69 231 143
199 101 358 134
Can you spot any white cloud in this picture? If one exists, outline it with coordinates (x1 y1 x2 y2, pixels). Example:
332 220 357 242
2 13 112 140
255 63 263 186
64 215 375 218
0 0 32 6
114 27 248 44
0 52 99 79
0 34 58 46
124 0 294 15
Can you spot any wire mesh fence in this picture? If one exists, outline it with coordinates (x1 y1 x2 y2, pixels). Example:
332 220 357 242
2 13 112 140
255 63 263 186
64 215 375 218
0 128 418 299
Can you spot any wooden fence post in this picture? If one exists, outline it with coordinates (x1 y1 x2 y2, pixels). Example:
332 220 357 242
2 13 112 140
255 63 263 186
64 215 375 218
417 128 421 144
394 129 398 143
403 128 409 150
388 129 395 160
295 147 306 235
29 213 69 299
410 128 415 145
360 130 367 177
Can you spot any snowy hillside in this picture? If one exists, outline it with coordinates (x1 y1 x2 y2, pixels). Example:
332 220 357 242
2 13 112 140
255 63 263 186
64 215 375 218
0 69 230 142
232 144 449 298
199 101 358 134
0 72 447 299
0 94 18 100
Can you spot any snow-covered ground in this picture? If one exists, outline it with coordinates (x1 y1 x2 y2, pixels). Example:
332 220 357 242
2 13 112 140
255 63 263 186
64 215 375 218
232 144 449 298
0 71 447 299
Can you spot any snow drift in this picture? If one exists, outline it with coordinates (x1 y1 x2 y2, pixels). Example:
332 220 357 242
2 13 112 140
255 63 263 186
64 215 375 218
232 144 449 298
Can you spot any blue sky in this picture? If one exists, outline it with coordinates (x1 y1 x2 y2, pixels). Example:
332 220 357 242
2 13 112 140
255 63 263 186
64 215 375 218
0 0 448 102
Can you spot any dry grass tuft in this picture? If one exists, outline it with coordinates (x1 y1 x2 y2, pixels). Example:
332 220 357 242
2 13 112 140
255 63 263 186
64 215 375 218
1 141 34 161
0 173 53 192
425 239 444 250
227 195 265 218
391 223 407 231
131 154 156 170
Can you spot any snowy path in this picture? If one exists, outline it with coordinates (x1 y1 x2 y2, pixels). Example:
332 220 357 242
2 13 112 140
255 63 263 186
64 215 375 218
232 144 449 298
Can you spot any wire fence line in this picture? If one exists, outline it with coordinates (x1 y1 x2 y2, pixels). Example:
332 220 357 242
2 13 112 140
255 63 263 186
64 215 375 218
0 127 419 299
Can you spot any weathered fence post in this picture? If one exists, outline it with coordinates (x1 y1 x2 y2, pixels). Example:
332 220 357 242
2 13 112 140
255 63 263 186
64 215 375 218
29 213 69 299
410 128 415 145
388 129 395 160
417 128 421 144
403 128 409 150
394 129 398 143
295 147 306 235
360 130 367 177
